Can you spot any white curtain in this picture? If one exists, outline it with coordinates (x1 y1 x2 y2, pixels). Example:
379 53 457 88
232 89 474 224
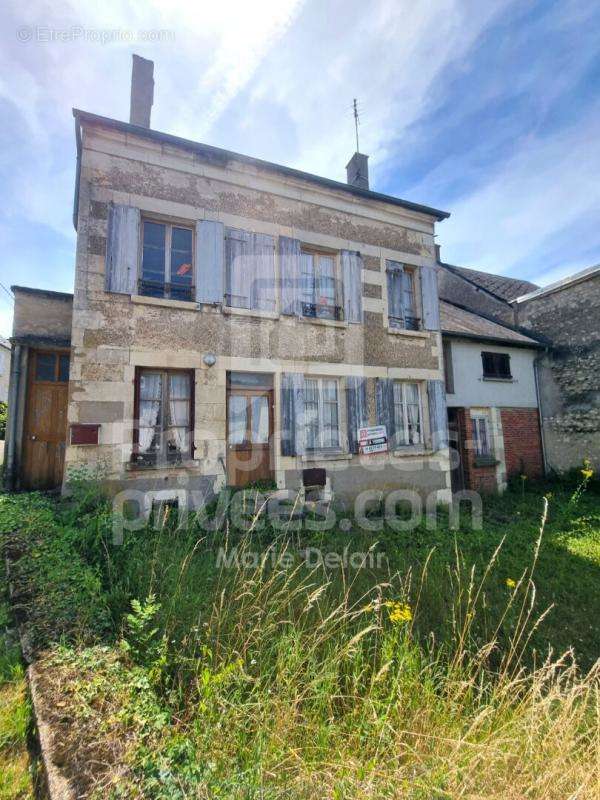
405 384 421 444
139 373 162 453
252 233 276 311
226 229 250 308
168 374 190 454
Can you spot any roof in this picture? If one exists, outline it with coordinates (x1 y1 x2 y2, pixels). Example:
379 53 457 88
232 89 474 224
514 263 600 303
73 109 450 222
442 262 538 303
11 285 73 301
440 300 542 347
0 336 10 350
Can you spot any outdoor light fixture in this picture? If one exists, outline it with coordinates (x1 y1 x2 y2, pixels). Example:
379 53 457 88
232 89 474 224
203 353 217 367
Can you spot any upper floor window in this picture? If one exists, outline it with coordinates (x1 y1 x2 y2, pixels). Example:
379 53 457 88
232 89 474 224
134 368 193 466
304 376 341 450
386 261 419 331
392 381 422 446
140 220 194 302
300 250 343 321
481 351 511 380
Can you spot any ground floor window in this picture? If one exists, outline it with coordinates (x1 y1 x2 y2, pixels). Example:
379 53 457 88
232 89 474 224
392 382 422 446
134 368 193 465
304 377 341 450
472 412 493 458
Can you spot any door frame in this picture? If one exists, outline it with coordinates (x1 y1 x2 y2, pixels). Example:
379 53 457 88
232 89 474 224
226 383 274 487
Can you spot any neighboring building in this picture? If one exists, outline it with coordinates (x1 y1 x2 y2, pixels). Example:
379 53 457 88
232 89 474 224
0 337 11 403
3 287 72 489
4 57 452 505
514 265 600 472
441 300 544 493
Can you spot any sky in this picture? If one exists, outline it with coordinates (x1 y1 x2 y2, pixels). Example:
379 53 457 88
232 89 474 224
0 0 599 336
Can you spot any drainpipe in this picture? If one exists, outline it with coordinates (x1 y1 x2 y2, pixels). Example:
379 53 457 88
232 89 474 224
533 351 549 476
4 343 22 490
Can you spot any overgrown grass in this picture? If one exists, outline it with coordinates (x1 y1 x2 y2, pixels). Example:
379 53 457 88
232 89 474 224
0 474 599 798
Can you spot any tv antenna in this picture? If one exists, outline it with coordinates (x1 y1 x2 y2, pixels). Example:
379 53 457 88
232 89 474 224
353 98 360 153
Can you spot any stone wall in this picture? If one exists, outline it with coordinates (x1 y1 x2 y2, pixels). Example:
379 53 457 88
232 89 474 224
515 274 600 471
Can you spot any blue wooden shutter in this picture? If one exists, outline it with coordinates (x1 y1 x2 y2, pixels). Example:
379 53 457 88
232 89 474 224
279 236 301 315
105 204 140 294
280 373 305 456
375 378 395 446
196 220 224 304
427 379 448 450
420 265 440 330
341 250 363 323
252 232 276 312
346 376 368 454
386 260 404 328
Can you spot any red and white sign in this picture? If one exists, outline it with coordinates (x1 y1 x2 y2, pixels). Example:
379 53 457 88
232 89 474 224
358 425 388 455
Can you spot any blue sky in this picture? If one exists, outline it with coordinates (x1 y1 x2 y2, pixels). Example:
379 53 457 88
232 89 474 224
0 0 598 335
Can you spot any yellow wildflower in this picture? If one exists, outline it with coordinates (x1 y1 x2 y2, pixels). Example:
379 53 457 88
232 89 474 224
506 578 516 589
581 468 594 479
387 601 412 625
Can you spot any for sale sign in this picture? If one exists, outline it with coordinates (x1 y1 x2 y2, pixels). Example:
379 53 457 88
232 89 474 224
358 425 388 455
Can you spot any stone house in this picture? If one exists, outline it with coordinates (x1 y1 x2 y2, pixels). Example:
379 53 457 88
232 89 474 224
4 57 452 506
513 265 600 472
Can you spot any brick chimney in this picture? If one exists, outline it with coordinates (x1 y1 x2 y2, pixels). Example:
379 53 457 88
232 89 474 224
129 54 154 128
346 152 369 190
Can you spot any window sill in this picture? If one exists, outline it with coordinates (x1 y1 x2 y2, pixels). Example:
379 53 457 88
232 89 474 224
298 316 348 329
126 459 202 472
302 451 352 462
473 456 498 468
222 306 279 320
131 295 199 311
481 376 514 383
386 326 431 339
389 444 430 457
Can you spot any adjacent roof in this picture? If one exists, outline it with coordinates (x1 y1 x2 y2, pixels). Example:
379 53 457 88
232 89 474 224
73 109 450 222
442 262 538 303
514 263 600 303
11 285 73 301
0 336 10 350
440 300 542 347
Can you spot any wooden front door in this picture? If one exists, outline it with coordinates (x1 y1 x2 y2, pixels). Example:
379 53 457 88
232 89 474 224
227 387 273 487
22 350 70 490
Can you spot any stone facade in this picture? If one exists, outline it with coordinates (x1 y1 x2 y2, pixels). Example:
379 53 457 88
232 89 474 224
514 271 600 472
65 116 451 505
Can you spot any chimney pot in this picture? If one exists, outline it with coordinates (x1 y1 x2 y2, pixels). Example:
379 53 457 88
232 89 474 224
130 54 154 128
346 152 369 190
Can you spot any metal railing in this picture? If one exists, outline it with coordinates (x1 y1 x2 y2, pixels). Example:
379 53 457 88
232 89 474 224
389 315 421 331
139 279 194 302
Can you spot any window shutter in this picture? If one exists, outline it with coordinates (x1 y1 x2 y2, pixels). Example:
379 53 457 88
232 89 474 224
279 236 301 315
280 373 305 456
196 220 224 304
427 379 448 450
346 376 368 454
341 250 363 323
105 204 140 294
420 265 440 330
375 378 395 445
251 232 276 312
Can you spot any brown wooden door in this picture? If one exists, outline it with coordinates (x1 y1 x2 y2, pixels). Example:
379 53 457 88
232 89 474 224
22 350 70 490
227 387 273 487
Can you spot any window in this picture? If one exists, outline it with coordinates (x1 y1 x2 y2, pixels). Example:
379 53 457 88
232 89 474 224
300 250 343 320
134 369 193 466
443 340 454 394
140 220 194 301
387 262 419 330
481 351 512 380
304 377 341 450
34 352 70 383
472 413 494 458
225 229 276 312
392 382 422 446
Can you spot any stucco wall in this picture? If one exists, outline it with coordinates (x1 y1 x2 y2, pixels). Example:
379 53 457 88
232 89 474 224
445 338 539 409
515 273 600 471
12 288 73 342
66 121 450 502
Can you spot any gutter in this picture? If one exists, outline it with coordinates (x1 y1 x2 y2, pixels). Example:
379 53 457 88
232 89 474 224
533 351 549 476
73 115 82 231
